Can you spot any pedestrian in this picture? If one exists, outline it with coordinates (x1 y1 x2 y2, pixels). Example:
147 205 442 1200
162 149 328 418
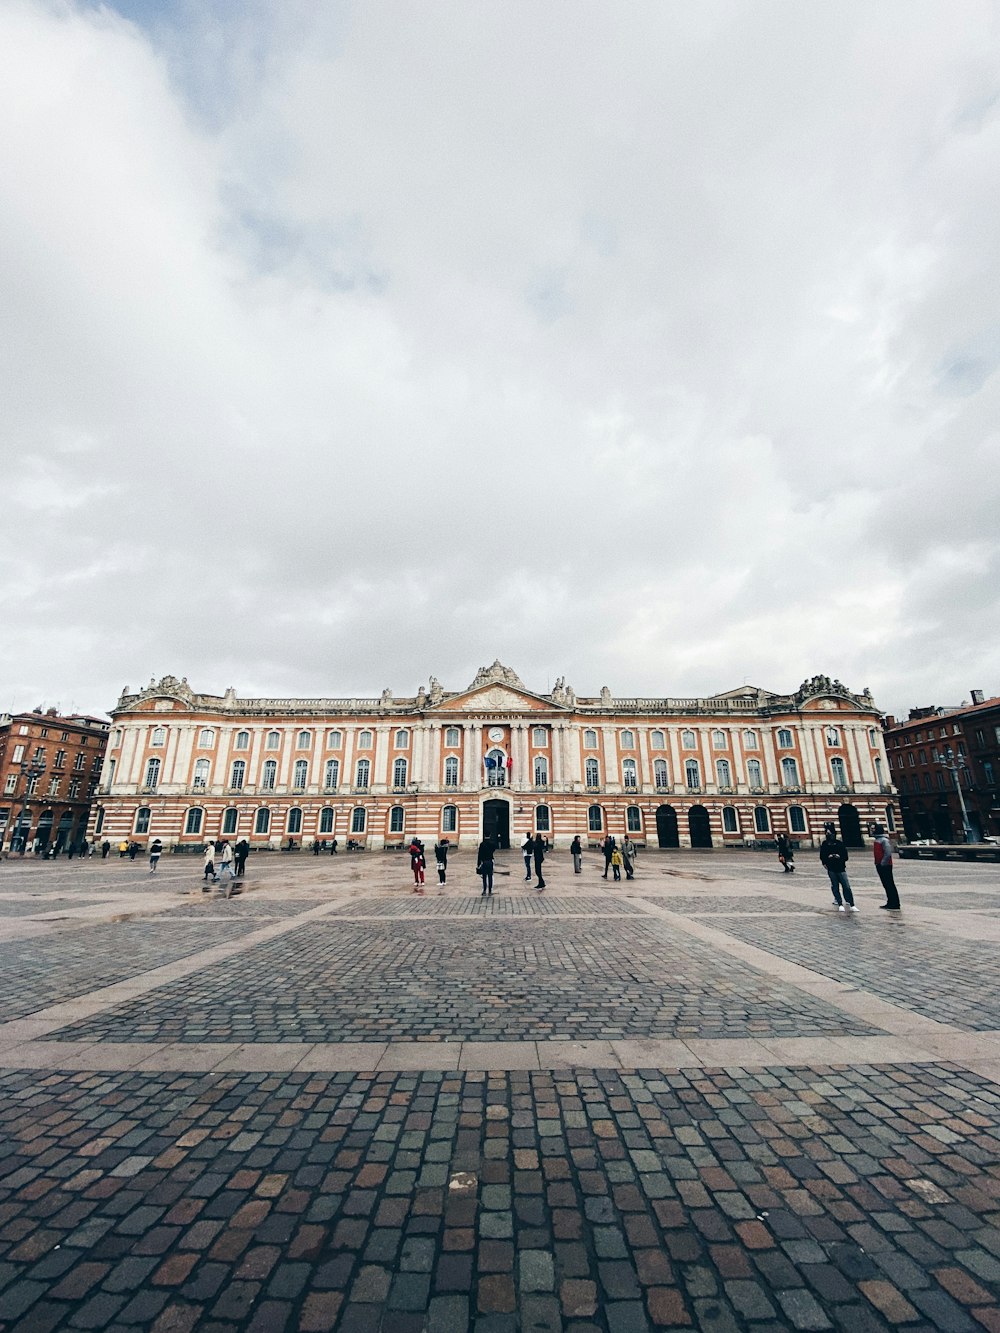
234 837 249 878
118 840 128 858
313 840 320 856
610 845 623 882
621 834 636 880
434 837 449 885
101 840 111 859
602 835 616 880
148 838 162 874
128 842 139 861
409 837 426 893
476 837 495 896
819 825 856 912
217 839 235 895
533 832 546 891
570 834 582 874
872 824 901 910
776 832 795 873
521 831 533 882
202 839 216 890
67 842 75 860
330 838 338 855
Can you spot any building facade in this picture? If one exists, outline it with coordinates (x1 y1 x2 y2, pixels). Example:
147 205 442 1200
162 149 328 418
90 663 897 853
885 691 1000 843
0 708 109 853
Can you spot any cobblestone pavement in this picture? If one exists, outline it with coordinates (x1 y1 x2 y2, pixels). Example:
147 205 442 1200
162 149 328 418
0 850 999 1329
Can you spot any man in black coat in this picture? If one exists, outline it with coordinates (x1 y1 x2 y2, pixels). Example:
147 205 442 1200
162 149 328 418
820 825 857 912
533 833 546 892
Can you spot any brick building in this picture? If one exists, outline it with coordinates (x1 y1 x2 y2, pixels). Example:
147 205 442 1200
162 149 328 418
885 690 1000 842
0 708 110 853
90 663 897 853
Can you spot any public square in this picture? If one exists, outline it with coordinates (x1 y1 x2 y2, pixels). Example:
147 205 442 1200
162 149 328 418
1 847 999 1332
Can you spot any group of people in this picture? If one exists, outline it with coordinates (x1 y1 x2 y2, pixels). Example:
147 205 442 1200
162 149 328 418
407 837 451 893
199 837 250 895
598 834 637 882
816 822 901 911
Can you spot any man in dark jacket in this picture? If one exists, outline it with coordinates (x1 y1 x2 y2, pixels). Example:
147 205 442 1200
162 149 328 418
820 825 857 912
533 833 546 892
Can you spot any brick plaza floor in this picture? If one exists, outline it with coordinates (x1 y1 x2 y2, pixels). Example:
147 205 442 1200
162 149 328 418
0 847 999 1331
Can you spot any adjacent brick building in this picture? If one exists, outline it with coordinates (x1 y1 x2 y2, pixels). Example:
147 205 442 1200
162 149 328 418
90 663 897 852
0 708 110 853
885 690 1000 842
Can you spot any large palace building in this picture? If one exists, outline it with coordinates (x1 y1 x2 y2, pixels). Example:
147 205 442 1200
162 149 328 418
89 662 898 853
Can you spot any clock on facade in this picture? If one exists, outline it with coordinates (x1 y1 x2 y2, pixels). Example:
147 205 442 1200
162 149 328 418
488 727 505 742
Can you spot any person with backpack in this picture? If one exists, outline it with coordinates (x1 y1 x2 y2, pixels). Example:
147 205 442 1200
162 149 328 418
819 824 857 912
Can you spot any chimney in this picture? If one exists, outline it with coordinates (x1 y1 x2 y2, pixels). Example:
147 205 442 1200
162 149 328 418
971 689 985 705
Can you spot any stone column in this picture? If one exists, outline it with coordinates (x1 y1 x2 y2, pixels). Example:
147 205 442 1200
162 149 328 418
601 726 620 792
667 728 682 794
341 727 355 796
427 723 442 789
637 728 651 793
411 724 426 787
463 726 476 791
470 723 484 789
512 723 528 791
373 724 390 792
552 723 564 788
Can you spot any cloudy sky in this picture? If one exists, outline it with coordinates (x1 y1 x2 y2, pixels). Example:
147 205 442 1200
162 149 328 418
2 0 998 720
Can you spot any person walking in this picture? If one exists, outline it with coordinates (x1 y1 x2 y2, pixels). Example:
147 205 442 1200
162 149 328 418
819 825 857 912
533 832 546 891
409 837 426 893
234 837 250 878
217 839 235 896
330 838 338 855
101 840 111 859
434 837 449 885
602 835 616 880
148 838 162 874
621 835 636 881
521 831 534 882
873 824 901 910
610 845 623 882
118 840 128 858
776 832 795 873
477 837 495 896
570 835 582 874
202 839 217 890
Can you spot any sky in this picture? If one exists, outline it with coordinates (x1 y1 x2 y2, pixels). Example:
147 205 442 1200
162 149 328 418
2 0 999 721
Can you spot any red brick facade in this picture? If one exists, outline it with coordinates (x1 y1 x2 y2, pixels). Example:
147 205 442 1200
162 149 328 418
0 708 109 853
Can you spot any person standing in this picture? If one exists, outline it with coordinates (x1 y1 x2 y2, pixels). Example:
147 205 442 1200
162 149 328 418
873 824 901 910
610 845 623 882
217 839 235 896
533 832 546 891
101 840 111 859
118 840 128 858
234 837 249 878
819 826 856 912
570 835 582 874
434 837 449 885
521 831 534 882
148 838 162 874
602 835 616 880
776 832 795 873
477 837 495 896
621 835 636 881
330 838 338 855
409 837 426 893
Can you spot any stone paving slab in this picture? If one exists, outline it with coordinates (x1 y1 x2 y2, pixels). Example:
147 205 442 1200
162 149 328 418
639 894 819 914
331 893 650 916
0 1064 999 1332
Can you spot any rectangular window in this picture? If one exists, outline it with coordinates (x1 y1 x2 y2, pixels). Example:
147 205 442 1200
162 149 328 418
4 776 16 794
12 745 24 763
73 753 85 770
722 807 738 833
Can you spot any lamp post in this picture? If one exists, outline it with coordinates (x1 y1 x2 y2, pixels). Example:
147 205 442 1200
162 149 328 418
12 756 47 855
933 747 975 843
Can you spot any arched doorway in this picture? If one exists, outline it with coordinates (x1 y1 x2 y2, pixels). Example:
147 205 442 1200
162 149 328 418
688 805 712 848
54 811 74 850
656 805 679 848
933 807 953 842
838 804 863 849
483 798 510 849
35 810 54 851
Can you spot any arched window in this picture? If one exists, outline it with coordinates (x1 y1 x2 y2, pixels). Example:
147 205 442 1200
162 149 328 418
442 805 457 833
193 758 210 790
826 727 841 746
831 756 848 788
324 758 340 789
650 729 665 750
185 808 203 835
776 729 793 748
134 807 150 834
685 759 701 790
222 808 238 835
151 727 166 746
230 760 245 790
94 807 105 835
261 760 277 790
293 759 308 788
626 806 642 833
754 806 770 833
747 759 764 790
781 757 800 787
722 807 739 833
287 808 302 834
533 756 549 786
620 730 635 749
297 730 311 749
588 805 604 832
585 758 600 789
351 807 366 834
869 728 879 746
712 730 727 750
486 748 507 787
355 758 370 790
445 727 460 747
389 806 405 834
394 729 409 748
319 808 335 833
393 758 408 788
198 728 215 748
327 729 342 748
234 730 250 750
532 727 548 746
622 758 637 790
144 758 161 789
681 729 697 749
255 808 270 835
266 730 281 749
744 730 759 748
788 806 807 833
716 759 732 788
535 804 551 833
583 729 598 749
358 730 373 749
444 756 459 787
874 757 884 786
654 759 669 789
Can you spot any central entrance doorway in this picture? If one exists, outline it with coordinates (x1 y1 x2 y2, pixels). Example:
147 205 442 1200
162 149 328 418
483 799 510 849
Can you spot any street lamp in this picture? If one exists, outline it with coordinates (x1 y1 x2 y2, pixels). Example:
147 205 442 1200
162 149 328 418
933 747 975 844
12 756 47 855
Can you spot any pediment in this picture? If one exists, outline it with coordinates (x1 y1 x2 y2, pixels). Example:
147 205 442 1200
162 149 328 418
438 685 553 713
